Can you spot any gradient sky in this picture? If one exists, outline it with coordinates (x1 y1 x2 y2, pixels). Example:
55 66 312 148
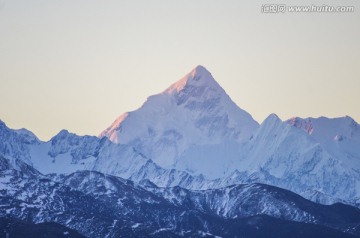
0 0 359 141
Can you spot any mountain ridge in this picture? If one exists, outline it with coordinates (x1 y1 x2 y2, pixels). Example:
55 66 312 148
1 155 360 237
1 66 360 206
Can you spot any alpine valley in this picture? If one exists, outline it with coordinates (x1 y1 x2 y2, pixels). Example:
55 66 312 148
1 66 360 237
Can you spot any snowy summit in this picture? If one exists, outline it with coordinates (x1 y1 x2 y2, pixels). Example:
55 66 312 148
100 65 259 177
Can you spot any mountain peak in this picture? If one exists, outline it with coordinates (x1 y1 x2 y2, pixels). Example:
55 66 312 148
163 65 219 95
51 129 71 141
100 65 259 170
286 115 359 145
262 113 282 126
14 128 40 144
191 65 212 78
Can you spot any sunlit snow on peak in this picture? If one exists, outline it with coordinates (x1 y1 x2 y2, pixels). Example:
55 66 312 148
163 65 218 95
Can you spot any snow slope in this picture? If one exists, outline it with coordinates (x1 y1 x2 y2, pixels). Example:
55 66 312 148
100 65 259 178
231 114 360 201
0 120 209 189
287 116 360 173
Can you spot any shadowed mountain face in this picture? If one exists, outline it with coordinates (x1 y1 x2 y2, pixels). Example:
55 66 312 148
0 217 85 238
1 155 360 237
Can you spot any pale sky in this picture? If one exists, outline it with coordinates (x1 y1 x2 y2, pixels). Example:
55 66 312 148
0 0 359 141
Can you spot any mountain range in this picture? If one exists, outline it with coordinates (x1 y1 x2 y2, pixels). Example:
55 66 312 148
1 65 360 237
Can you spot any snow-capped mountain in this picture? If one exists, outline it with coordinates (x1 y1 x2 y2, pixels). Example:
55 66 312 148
0 120 209 189
0 120 39 166
287 116 360 174
2 65 360 237
100 65 259 178
1 155 360 237
1 65 360 209
97 65 360 203
227 114 360 202
2 113 357 206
